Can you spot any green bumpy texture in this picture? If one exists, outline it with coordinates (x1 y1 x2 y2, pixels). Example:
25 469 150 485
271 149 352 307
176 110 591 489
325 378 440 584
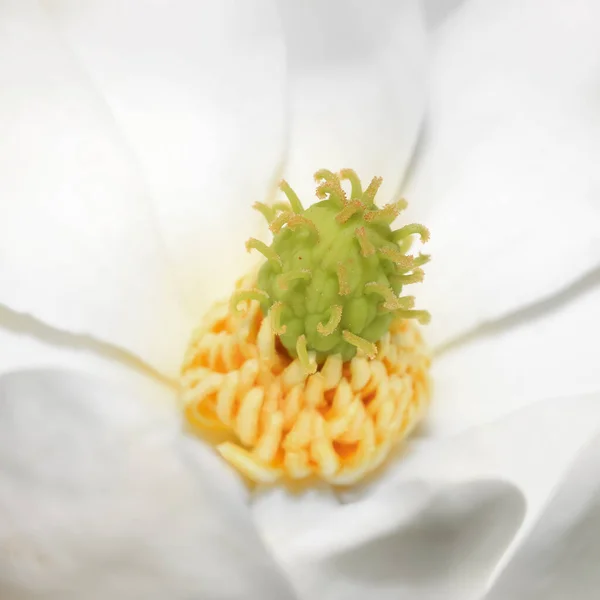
252 170 429 363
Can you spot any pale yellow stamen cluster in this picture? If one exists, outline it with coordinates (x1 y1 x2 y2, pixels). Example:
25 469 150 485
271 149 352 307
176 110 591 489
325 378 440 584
180 274 431 485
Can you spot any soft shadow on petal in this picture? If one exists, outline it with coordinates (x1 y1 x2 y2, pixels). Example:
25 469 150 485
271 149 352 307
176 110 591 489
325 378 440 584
426 268 600 436
258 479 524 600
422 0 467 28
277 0 427 203
369 393 600 524
405 0 600 348
253 484 342 556
253 393 600 599
0 303 174 405
46 0 287 318
0 369 295 600
0 2 193 376
328 480 524 600
485 431 600 600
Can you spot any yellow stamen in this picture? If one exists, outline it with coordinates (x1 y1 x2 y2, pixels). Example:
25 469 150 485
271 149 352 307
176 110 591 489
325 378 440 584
182 281 431 485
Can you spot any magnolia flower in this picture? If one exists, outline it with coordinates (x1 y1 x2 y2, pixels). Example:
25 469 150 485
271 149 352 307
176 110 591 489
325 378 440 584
1 0 600 599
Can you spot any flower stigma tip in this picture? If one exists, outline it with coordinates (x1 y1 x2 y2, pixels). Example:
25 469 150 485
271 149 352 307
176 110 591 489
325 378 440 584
339 168 363 200
230 288 269 316
361 176 383 206
279 179 304 214
355 226 376 257
269 301 287 335
317 305 343 336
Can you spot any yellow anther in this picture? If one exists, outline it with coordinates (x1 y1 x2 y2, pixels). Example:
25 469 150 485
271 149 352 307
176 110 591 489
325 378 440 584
317 305 343 336
182 277 432 485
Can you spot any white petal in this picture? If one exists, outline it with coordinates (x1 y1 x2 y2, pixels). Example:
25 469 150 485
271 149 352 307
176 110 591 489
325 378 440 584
0 369 295 600
0 3 191 375
256 480 524 600
485 432 600 599
406 0 600 347
0 304 172 407
427 270 600 436
253 392 600 599
47 0 287 316
422 0 467 28
278 0 427 203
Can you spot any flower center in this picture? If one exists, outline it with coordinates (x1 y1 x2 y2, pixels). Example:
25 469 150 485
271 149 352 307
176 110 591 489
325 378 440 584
180 169 432 485
181 276 431 484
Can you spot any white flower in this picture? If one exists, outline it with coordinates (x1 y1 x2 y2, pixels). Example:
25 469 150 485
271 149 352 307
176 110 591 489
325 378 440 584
1 0 599 599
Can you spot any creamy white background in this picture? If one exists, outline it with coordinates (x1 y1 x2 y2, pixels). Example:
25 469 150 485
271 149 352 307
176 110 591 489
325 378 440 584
0 0 599 599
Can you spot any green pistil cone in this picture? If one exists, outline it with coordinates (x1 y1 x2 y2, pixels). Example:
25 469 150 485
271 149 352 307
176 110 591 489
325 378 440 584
242 169 430 366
